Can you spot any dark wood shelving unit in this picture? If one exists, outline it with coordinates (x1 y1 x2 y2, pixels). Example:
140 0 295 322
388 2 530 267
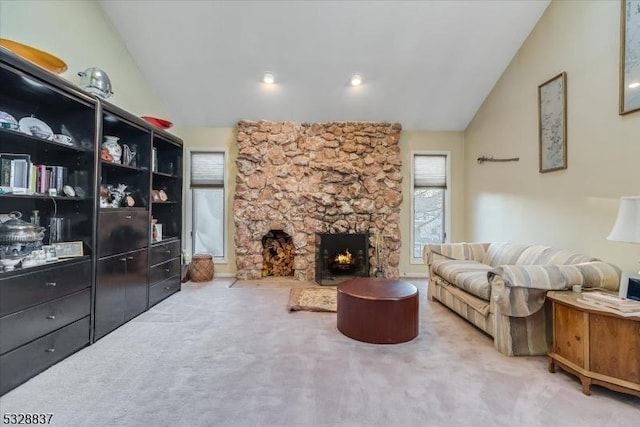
0 47 184 395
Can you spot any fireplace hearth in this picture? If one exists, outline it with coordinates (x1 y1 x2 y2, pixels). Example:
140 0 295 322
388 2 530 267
315 233 369 285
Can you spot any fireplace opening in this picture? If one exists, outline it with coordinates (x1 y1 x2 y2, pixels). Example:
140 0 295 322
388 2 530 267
262 230 294 277
315 232 369 285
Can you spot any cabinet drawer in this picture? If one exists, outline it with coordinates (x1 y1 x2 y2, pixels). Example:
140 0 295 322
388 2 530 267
0 316 89 396
149 276 180 307
98 209 149 257
149 258 181 286
0 260 91 317
0 289 90 354
150 240 181 266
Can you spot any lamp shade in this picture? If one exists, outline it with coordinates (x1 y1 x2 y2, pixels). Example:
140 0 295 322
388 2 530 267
607 196 640 243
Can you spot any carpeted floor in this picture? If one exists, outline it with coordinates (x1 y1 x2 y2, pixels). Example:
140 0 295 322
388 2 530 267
0 277 638 427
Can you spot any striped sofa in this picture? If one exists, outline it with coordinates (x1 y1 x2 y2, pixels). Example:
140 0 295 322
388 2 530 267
424 242 620 356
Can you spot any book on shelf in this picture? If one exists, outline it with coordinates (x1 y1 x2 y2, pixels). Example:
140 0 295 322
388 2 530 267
0 153 31 192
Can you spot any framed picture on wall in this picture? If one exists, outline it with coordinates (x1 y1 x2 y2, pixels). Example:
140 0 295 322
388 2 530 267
538 72 567 173
620 0 640 114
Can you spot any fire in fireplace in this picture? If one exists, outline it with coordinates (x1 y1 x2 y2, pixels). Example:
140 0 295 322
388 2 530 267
315 233 369 285
334 249 353 269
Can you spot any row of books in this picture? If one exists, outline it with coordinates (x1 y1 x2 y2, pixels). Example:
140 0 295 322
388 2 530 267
1 153 68 195
578 291 640 317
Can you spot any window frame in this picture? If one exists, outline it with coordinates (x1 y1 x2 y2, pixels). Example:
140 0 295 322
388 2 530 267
185 148 229 263
410 150 451 264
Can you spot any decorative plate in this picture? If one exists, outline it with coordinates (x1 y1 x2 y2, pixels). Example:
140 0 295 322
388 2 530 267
0 39 67 74
62 185 76 197
18 116 53 139
158 190 168 202
0 111 19 130
141 116 173 129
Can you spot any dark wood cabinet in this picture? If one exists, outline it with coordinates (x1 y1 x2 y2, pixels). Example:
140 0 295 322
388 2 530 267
0 46 183 395
97 209 149 257
95 248 148 340
0 49 95 395
0 317 90 395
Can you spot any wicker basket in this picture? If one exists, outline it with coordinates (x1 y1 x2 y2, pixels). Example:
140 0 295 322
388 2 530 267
188 253 214 282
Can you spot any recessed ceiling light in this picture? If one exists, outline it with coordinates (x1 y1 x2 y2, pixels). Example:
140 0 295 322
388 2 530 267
263 72 275 84
350 73 362 86
629 81 640 89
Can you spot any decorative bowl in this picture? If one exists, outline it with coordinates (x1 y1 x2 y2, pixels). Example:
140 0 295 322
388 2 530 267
0 38 67 74
141 116 173 129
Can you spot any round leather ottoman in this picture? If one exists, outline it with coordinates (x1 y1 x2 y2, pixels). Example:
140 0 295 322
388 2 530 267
337 278 419 344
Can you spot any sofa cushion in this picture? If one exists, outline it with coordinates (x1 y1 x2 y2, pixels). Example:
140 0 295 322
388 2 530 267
515 245 598 265
431 259 493 301
425 242 491 263
482 243 530 267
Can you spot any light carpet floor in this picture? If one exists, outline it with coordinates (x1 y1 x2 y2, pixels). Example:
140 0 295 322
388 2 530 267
0 278 638 427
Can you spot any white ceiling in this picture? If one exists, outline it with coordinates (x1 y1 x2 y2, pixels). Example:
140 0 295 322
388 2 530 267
99 0 549 131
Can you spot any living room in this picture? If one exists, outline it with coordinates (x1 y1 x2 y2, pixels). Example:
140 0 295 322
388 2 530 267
0 0 638 425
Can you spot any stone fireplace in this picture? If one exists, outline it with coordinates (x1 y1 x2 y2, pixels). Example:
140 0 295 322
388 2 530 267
234 120 402 281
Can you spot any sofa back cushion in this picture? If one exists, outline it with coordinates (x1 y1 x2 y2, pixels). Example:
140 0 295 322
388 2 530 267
515 245 598 265
424 242 490 264
482 243 530 267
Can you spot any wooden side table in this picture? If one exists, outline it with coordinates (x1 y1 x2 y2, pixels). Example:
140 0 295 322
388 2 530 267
547 291 640 398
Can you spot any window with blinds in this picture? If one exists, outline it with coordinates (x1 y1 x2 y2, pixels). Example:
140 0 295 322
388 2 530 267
190 151 225 258
412 153 448 259
191 152 225 187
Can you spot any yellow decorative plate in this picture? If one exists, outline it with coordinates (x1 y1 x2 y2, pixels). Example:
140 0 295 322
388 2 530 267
0 39 67 74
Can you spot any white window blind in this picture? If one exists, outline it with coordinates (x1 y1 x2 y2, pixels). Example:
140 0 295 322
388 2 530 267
414 155 446 188
191 152 224 187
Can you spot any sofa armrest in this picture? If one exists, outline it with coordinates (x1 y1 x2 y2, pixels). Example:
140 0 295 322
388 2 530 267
488 262 620 317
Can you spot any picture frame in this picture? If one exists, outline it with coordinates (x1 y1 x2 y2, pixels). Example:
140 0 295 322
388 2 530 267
53 241 84 258
619 0 640 115
619 272 640 300
538 72 567 173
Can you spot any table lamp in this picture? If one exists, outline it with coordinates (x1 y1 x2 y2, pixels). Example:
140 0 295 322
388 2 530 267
607 196 640 274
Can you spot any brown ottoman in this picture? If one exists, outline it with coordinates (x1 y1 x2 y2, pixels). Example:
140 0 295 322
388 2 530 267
337 278 419 344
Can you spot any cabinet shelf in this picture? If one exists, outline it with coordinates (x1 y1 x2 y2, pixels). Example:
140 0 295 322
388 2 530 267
0 128 91 154
100 160 148 173
152 171 179 179
0 193 89 201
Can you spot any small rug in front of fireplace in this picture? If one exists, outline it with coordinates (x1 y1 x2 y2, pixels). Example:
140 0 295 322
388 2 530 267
288 288 337 312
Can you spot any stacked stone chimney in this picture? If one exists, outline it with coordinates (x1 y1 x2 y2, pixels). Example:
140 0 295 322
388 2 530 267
234 120 402 280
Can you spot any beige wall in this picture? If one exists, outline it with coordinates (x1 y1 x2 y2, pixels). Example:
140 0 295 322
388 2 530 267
399 131 465 277
465 0 640 273
0 0 167 118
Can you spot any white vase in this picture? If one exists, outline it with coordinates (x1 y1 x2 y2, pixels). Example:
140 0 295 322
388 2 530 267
102 135 122 164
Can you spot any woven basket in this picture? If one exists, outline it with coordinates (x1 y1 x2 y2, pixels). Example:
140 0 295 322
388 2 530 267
189 253 214 282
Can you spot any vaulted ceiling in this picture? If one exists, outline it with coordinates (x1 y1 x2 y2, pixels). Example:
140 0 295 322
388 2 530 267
99 0 550 130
